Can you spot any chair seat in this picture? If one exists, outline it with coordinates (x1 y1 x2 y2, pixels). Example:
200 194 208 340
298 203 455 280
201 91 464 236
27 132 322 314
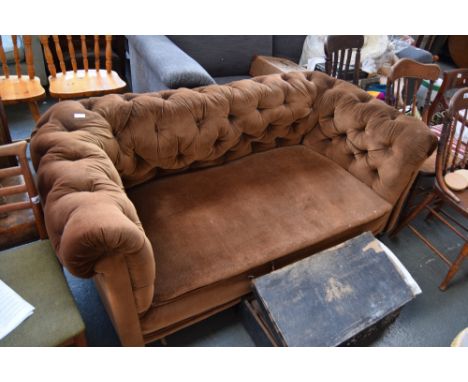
48 69 126 99
128 146 393 303
0 240 85 346
0 75 45 103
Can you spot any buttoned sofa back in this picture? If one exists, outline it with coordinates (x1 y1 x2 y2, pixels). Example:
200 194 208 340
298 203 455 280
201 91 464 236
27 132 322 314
30 71 436 315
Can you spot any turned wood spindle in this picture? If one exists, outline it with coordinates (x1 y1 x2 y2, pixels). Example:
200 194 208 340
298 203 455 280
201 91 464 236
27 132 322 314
105 36 112 73
0 37 10 78
404 78 411 114
23 36 35 80
94 35 100 72
80 35 88 72
40 36 57 77
12 35 22 78
354 48 361 85
53 35 67 75
67 36 77 73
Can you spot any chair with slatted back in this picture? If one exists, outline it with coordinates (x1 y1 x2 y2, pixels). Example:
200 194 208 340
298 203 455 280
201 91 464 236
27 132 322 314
0 36 46 122
0 139 86 346
0 140 47 249
323 35 365 85
385 58 441 124
40 35 126 99
414 35 445 62
427 68 468 126
385 58 441 176
392 87 468 291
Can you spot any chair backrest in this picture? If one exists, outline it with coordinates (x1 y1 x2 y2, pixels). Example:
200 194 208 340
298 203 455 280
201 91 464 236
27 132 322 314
0 140 47 239
0 99 15 168
324 35 364 85
40 35 113 77
436 87 468 203
385 58 441 123
415 35 438 52
0 35 35 79
427 69 468 124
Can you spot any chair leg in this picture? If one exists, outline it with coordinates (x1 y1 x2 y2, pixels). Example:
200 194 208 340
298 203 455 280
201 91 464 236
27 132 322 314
28 102 41 122
424 199 443 221
390 191 437 238
439 243 468 291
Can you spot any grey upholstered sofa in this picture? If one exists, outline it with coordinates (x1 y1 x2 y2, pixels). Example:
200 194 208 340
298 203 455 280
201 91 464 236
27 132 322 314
126 35 434 93
126 35 306 92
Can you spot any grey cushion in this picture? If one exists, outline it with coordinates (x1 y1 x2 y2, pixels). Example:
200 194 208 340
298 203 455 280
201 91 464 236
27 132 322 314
273 35 306 63
168 36 273 77
396 46 433 64
127 35 215 92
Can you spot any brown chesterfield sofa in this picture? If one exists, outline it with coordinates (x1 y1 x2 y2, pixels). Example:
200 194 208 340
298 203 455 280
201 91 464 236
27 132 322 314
30 71 437 346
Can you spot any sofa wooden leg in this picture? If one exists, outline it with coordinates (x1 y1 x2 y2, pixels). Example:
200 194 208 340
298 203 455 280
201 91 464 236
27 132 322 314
94 255 146 347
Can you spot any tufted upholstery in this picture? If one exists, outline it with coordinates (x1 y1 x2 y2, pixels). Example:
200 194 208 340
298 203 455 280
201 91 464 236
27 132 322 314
30 71 437 343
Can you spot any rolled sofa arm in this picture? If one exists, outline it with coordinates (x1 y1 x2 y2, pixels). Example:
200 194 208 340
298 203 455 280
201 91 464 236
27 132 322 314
30 101 155 314
126 35 215 92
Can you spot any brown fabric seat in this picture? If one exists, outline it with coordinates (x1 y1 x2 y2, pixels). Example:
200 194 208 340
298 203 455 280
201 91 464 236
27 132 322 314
128 145 392 302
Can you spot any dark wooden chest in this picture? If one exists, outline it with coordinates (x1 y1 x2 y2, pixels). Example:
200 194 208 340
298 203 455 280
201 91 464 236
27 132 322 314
242 232 420 346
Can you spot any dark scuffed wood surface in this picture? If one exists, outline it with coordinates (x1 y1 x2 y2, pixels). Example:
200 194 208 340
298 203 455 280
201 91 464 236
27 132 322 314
252 232 416 347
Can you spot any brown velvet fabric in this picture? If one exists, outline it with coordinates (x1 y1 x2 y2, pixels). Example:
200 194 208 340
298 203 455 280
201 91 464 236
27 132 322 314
302 80 437 205
29 71 437 342
140 217 390 339
128 146 392 302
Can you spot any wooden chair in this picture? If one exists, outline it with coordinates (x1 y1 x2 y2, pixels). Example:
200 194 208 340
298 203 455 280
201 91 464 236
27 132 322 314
0 98 14 168
426 68 468 125
391 87 468 291
0 140 47 250
415 35 439 57
385 58 441 124
40 35 126 100
0 140 86 346
0 36 46 122
324 35 365 85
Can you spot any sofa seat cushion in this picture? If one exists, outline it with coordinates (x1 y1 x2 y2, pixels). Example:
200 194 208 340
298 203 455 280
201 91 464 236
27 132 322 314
127 145 393 303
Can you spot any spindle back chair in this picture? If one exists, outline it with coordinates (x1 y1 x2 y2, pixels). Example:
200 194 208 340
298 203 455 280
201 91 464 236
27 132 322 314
0 140 47 249
0 35 45 121
385 58 440 124
414 35 444 62
415 35 437 52
427 69 468 125
392 87 468 291
324 35 364 85
40 35 126 99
